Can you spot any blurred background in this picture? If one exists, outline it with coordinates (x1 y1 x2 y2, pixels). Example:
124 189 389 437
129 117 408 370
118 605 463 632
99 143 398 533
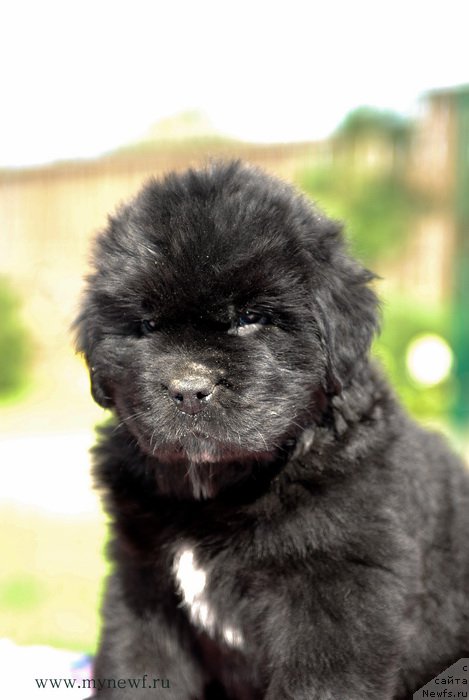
1 0 468 664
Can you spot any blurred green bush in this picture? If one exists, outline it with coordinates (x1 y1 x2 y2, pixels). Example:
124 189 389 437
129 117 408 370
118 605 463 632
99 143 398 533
373 298 455 422
297 107 426 266
0 276 32 398
295 108 454 424
298 165 424 264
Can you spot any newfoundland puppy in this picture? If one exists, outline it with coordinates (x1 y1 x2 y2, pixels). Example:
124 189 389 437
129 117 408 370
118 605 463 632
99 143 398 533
76 161 469 699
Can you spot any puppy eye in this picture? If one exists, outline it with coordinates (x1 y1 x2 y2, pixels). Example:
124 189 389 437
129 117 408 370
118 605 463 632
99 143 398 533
237 310 268 327
141 319 158 334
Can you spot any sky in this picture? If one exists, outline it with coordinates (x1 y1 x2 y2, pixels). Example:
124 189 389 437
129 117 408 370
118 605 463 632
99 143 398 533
0 0 468 168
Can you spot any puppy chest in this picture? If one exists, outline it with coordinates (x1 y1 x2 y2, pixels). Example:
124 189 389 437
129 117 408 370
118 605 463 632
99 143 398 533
172 545 244 650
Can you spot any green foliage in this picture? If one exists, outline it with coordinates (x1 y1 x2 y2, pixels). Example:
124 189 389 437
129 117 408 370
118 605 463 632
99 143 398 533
335 106 411 145
296 106 453 424
297 106 426 264
299 159 453 422
373 297 455 422
0 509 106 652
298 165 424 264
0 277 32 397
0 575 44 609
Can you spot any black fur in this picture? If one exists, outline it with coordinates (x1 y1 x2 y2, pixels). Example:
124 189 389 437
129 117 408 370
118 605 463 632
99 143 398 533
76 161 469 699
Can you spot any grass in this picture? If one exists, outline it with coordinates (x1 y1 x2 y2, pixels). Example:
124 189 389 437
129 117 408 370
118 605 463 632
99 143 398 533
0 506 108 653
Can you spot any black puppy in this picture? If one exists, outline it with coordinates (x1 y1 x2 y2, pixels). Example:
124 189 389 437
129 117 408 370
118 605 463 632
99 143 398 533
76 161 469 699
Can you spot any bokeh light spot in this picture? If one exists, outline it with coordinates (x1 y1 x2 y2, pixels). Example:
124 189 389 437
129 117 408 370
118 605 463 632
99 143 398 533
406 334 453 386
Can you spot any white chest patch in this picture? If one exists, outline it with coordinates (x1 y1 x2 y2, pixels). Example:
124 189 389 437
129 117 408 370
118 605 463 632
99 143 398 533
173 545 244 649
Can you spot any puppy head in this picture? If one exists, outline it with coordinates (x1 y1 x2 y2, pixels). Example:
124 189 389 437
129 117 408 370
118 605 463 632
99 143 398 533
76 161 378 474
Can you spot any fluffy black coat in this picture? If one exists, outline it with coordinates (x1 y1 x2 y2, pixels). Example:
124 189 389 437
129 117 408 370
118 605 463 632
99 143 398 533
76 161 469 699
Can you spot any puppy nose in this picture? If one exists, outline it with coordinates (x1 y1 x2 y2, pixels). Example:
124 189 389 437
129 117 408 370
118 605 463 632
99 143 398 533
168 375 215 415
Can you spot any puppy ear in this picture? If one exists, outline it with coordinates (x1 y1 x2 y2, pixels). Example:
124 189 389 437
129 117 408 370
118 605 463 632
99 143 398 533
88 365 114 409
313 303 344 397
313 223 379 392
73 301 114 409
